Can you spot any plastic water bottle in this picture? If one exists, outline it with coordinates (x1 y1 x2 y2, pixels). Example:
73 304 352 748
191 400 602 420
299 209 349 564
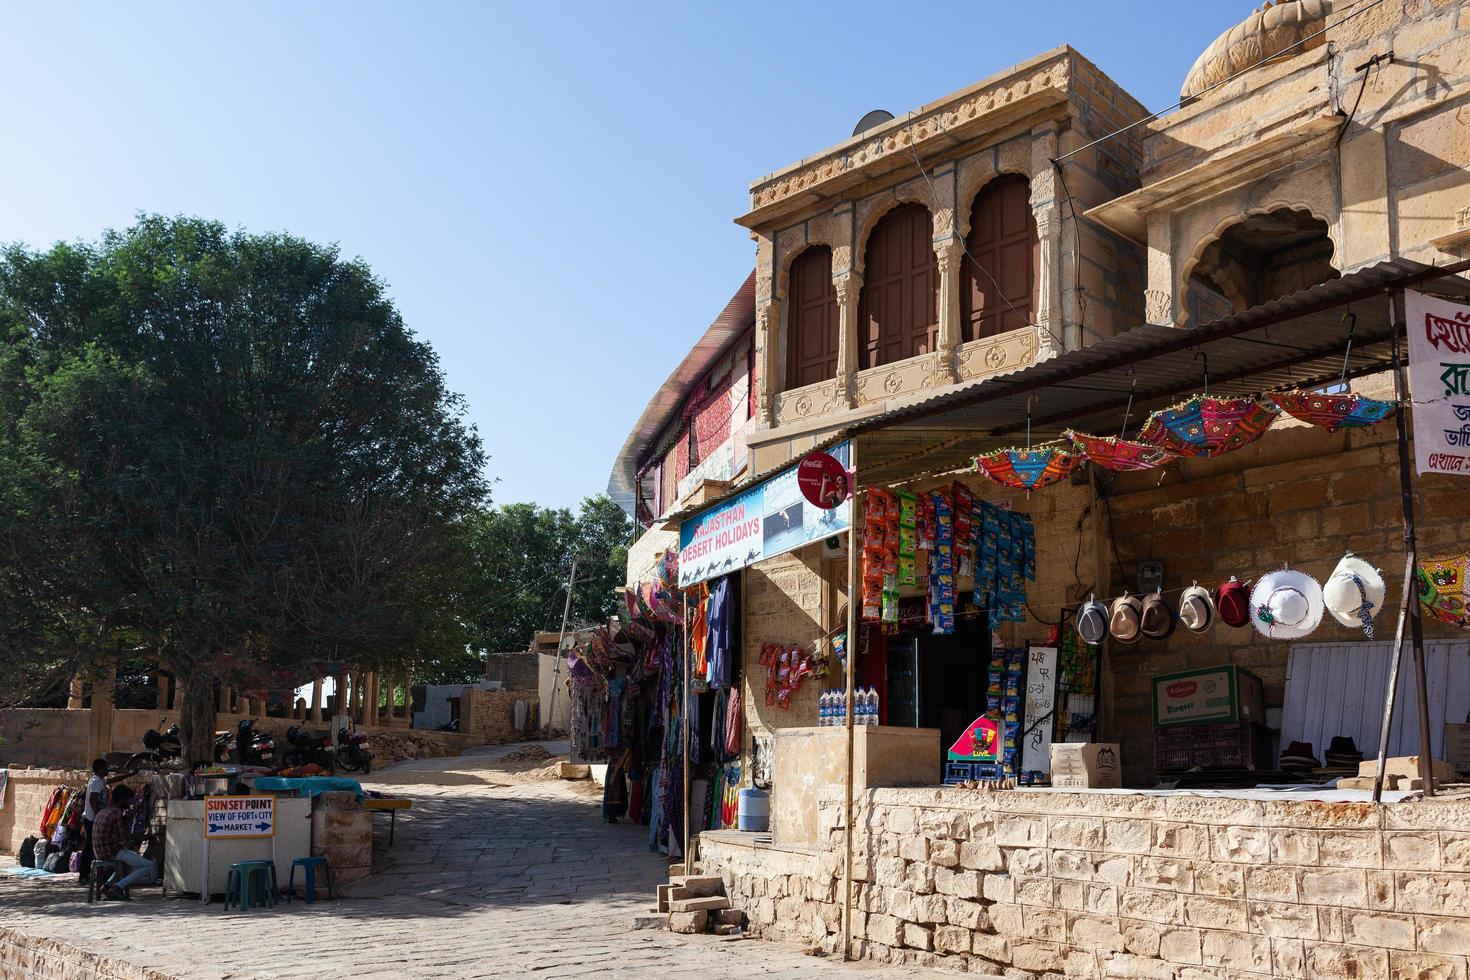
820 689 834 726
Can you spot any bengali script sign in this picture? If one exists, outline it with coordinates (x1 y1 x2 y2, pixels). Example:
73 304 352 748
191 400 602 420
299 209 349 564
678 441 850 587
1407 290 1470 476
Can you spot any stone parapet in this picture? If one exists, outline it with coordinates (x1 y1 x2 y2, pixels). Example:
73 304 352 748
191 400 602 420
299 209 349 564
700 787 1470 978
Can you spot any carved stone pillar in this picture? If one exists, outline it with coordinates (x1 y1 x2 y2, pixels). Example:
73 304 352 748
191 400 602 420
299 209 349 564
86 657 116 763
1145 220 1176 326
218 684 231 714
68 675 86 710
934 238 964 381
834 273 862 406
310 678 324 724
154 672 169 710
1033 208 1065 356
755 299 781 425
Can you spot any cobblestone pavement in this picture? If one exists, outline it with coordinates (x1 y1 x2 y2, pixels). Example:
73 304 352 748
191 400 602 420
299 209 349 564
0 743 941 979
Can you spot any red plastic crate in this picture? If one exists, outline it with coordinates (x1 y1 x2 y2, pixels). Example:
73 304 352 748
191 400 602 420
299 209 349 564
1154 720 1271 772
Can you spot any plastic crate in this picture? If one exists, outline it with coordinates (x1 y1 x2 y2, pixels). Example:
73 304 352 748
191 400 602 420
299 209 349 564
1154 720 1272 773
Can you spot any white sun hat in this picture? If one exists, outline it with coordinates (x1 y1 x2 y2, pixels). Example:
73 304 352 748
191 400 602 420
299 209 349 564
1323 553 1387 638
1249 568 1325 640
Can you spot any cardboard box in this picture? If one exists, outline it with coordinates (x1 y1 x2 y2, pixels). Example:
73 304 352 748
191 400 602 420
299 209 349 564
1445 724 1470 774
1050 743 1122 789
1152 665 1265 727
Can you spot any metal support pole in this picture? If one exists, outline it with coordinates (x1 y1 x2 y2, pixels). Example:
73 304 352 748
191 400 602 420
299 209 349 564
1373 555 1414 802
841 442 861 961
1391 291 1435 797
544 557 579 736
682 590 692 865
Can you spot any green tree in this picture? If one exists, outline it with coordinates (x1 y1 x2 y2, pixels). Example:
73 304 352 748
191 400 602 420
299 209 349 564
460 495 633 662
0 216 488 761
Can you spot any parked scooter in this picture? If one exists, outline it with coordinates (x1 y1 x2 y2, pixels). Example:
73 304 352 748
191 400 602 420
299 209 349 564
124 717 184 772
283 726 335 770
231 718 276 767
213 729 234 763
336 725 372 774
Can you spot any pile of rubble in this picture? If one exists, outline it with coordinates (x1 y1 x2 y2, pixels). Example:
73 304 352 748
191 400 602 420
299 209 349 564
655 863 746 936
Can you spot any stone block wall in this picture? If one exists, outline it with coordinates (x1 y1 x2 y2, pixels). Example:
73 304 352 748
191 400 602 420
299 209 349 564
483 652 540 691
310 790 373 892
0 927 167 980
0 710 90 769
702 787 1470 978
0 768 153 855
464 688 539 743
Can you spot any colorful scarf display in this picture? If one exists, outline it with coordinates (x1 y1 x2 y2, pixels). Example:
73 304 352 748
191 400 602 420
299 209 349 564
1418 554 1469 629
1066 431 1178 472
1136 395 1279 458
973 446 1080 491
1268 390 1397 432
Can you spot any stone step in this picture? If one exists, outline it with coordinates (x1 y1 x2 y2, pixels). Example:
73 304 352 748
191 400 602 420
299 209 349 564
668 863 702 876
631 914 666 931
668 909 708 934
669 895 731 913
669 874 724 898
711 907 745 927
656 882 676 912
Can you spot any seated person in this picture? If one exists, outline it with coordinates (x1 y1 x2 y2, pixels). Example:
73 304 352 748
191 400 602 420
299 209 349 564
92 785 156 900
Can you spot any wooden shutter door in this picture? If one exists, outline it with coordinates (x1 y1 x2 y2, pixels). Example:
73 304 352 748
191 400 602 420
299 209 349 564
786 247 839 390
859 203 939 370
962 175 1037 342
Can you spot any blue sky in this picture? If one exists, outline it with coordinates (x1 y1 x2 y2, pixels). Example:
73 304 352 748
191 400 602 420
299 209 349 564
0 3 1243 509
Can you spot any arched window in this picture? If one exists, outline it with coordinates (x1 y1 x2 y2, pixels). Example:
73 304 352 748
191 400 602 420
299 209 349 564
785 246 839 390
962 175 1037 341
858 203 938 370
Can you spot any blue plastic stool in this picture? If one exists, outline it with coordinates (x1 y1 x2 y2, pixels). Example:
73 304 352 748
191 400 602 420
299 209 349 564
287 856 334 903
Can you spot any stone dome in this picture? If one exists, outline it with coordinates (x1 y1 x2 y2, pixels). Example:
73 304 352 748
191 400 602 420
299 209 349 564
1181 0 1334 101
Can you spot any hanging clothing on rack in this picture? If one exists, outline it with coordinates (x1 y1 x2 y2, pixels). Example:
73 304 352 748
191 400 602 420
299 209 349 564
706 575 734 689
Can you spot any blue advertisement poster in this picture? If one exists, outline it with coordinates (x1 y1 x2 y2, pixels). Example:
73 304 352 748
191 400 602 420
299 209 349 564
677 441 850 587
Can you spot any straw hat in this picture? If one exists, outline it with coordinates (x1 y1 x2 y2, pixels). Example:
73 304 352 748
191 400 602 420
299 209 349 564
1140 590 1177 640
1076 596 1109 646
1249 568 1325 640
1323 553 1387 638
1109 594 1143 644
1178 583 1215 633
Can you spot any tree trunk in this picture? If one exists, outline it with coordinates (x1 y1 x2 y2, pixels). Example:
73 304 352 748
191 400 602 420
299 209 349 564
176 669 218 769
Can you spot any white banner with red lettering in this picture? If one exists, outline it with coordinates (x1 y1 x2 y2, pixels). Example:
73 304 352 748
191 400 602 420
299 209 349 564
1406 289 1470 476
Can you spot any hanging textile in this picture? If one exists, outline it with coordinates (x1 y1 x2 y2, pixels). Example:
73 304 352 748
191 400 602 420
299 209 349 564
1066 431 1177 472
1418 554 1469 629
706 575 734 689
1268 390 1397 432
1136 395 1278 458
973 446 1080 492
723 686 741 759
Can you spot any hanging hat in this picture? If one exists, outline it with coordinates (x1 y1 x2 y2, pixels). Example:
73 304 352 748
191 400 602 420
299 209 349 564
1109 594 1143 644
1178 583 1215 633
1323 553 1387 638
1140 590 1177 640
1076 595 1109 645
1249 568 1325 640
1216 577 1251 629
1279 740 1321 770
1323 735 1364 768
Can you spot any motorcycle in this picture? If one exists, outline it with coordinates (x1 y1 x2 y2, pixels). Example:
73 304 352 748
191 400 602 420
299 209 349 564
124 718 184 772
231 718 276 767
336 726 372 774
213 729 234 763
283 726 334 770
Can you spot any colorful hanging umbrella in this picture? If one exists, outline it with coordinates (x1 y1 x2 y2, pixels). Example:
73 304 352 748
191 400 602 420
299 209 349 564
1268 390 1397 432
1065 431 1178 472
972 446 1080 491
1136 395 1279 458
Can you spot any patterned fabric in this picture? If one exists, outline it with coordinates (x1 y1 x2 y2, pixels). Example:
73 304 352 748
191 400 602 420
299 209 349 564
972 446 1080 491
1418 554 1469 629
1066 431 1177 472
1137 396 1279 458
91 805 126 861
1268 390 1397 432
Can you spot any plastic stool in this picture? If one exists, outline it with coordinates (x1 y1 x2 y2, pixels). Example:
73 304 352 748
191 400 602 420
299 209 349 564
87 860 118 903
287 856 334 903
224 861 279 911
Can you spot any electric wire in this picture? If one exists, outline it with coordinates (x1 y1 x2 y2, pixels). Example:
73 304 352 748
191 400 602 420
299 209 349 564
1054 0 1390 164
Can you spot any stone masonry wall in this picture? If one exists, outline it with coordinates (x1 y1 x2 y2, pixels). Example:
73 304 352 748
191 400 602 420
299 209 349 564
0 768 153 855
702 786 1470 979
465 688 540 743
0 927 172 980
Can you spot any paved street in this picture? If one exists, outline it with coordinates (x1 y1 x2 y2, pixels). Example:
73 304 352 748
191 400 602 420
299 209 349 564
0 743 937 979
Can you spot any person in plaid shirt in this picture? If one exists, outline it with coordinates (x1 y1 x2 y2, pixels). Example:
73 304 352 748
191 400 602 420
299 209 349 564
92 785 155 900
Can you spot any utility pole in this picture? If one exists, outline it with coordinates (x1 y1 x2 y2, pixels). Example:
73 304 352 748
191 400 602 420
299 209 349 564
545 556 579 737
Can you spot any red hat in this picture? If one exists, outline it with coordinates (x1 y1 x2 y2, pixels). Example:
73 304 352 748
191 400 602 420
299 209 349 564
1216 576 1250 628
